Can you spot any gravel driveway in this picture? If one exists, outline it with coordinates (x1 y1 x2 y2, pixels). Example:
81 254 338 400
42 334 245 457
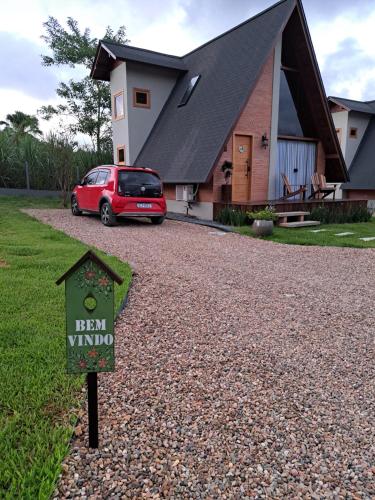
27 210 375 498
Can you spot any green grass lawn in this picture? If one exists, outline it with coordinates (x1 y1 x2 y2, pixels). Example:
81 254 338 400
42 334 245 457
0 196 131 499
235 219 375 248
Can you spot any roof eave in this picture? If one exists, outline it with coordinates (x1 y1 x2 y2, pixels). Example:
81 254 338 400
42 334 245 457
91 42 117 81
328 96 351 111
56 250 123 285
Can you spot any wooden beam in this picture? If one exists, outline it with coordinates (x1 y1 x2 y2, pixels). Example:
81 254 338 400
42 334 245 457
281 64 299 73
278 135 318 142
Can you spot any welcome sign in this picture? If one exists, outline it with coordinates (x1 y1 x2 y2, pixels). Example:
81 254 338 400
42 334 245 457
57 250 123 374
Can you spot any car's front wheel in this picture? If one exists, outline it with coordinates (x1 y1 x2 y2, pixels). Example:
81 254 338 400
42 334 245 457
100 202 117 226
150 216 165 225
71 195 82 216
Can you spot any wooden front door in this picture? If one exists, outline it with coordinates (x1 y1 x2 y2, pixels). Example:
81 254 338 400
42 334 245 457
232 135 252 202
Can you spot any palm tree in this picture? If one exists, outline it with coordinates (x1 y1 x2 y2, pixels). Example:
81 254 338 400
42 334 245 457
0 111 42 139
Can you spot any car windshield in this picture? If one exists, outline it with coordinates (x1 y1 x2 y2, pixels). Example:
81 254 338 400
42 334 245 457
118 170 161 186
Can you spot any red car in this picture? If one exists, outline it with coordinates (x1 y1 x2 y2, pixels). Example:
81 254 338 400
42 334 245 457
71 165 167 226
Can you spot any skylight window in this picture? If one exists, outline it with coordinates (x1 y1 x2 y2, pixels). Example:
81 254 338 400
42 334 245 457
178 75 201 107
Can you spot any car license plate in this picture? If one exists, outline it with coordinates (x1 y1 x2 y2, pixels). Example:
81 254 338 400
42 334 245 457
137 203 152 209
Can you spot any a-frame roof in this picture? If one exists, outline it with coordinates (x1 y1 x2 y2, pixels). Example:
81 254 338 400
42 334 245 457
56 250 123 286
135 0 296 183
92 0 348 184
91 42 186 80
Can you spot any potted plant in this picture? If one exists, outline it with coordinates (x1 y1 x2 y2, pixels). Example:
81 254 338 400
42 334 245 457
246 207 278 236
221 160 233 183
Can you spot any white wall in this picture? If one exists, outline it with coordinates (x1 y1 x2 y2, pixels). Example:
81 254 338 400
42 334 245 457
331 110 348 159
346 111 371 167
268 36 282 200
110 63 130 164
126 62 179 164
167 200 214 220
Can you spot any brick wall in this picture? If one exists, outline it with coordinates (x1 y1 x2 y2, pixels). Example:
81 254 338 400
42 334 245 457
163 48 327 204
211 50 274 202
163 184 176 200
212 136 233 202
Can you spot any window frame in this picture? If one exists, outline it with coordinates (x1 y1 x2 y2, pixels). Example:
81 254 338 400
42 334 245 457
84 171 99 186
117 145 126 165
349 127 358 139
133 88 151 109
178 75 201 107
95 169 110 186
113 91 125 120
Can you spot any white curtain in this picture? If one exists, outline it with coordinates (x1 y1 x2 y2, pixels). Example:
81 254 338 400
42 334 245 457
276 140 316 199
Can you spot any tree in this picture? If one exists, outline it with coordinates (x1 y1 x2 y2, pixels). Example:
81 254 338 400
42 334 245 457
0 111 42 141
45 132 76 207
39 17 129 154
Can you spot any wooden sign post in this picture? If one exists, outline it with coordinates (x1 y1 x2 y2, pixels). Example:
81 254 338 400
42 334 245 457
57 250 123 448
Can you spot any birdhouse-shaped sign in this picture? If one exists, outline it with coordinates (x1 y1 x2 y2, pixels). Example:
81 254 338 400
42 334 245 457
56 250 123 374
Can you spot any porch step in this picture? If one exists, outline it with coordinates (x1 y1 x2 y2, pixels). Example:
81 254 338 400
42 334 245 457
275 211 310 217
279 220 320 228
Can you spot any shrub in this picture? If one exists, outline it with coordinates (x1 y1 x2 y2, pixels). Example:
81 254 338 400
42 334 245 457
0 128 113 191
246 208 278 222
309 205 371 224
216 207 248 226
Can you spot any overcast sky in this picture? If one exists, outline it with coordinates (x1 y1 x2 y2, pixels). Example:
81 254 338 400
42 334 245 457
1 0 374 138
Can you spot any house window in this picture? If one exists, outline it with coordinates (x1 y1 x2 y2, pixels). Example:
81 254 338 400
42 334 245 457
117 146 125 164
278 70 304 136
178 75 201 107
133 88 151 108
113 91 124 120
349 127 358 138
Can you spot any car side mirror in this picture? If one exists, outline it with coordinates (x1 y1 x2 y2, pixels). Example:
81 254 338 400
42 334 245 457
80 179 86 186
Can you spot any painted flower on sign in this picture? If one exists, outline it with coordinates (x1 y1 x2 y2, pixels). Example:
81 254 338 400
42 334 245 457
88 349 98 358
98 276 109 287
79 359 87 369
75 261 113 298
98 358 107 368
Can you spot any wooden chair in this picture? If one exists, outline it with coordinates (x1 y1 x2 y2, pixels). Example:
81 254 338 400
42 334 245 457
309 173 336 200
281 173 306 200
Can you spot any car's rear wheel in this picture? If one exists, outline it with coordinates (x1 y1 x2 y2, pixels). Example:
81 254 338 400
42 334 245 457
100 202 117 226
150 216 165 225
71 195 82 216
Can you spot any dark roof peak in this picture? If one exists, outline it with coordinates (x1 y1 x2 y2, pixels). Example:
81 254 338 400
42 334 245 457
328 96 375 114
135 0 298 182
183 0 295 58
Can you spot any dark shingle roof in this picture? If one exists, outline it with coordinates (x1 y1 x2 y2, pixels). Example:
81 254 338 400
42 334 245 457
101 42 186 71
329 96 375 115
342 116 375 190
135 0 296 183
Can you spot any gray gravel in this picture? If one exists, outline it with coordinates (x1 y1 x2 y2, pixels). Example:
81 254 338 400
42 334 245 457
27 210 375 498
